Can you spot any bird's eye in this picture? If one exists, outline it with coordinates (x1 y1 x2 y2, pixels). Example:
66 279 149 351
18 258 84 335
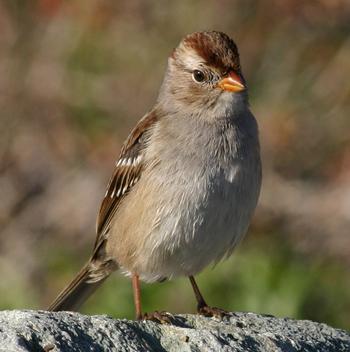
192 70 205 83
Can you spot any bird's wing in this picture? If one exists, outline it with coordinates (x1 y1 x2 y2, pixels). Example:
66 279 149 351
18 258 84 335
94 109 159 252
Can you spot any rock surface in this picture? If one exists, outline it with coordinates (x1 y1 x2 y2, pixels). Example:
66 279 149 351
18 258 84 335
0 310 349 352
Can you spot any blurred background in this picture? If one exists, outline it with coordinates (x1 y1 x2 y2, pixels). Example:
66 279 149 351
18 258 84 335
1 0 349 330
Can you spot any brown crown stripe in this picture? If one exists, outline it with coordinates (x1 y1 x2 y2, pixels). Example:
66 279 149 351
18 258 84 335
183 31 241 73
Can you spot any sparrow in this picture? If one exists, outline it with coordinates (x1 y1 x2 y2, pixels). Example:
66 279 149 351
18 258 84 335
48 31 262 321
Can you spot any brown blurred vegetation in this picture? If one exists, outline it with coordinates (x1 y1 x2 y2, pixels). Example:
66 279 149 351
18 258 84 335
0 1 349 329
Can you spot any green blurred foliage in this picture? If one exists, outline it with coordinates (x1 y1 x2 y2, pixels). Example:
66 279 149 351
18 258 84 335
38 233 350 330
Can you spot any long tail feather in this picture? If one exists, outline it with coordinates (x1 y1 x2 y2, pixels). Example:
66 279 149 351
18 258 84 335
48 261 109 312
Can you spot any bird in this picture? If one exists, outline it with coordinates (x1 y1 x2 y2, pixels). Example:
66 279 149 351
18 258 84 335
48 30 262 321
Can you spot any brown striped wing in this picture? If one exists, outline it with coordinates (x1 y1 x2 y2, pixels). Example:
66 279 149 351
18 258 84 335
94 110 159 252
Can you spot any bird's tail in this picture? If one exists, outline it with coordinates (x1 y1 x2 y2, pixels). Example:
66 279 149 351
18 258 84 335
48 260 114 312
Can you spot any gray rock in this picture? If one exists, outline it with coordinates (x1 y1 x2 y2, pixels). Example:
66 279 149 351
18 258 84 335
0 310 349 352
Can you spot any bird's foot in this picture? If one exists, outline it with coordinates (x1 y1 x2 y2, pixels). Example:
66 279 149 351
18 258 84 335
140 311 174 324
197 305 230 319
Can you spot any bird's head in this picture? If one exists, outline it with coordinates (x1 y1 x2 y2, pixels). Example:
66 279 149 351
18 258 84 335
158 31 248 119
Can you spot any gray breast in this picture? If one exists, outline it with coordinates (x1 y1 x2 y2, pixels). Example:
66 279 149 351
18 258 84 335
141 112 261 279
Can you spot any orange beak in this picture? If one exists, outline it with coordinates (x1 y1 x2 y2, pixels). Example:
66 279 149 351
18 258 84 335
217 71 245 92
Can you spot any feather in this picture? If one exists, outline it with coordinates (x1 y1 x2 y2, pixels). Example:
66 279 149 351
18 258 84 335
94 109 159 252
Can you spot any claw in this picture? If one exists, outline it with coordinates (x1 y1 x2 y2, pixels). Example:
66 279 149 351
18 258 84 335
198 305 230 319
141 311 174 324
